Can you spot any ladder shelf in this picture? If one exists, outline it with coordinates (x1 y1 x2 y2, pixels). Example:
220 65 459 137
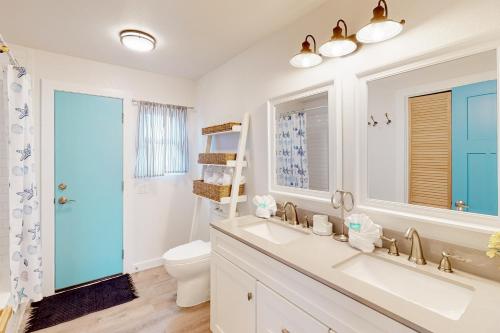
189 113 250 241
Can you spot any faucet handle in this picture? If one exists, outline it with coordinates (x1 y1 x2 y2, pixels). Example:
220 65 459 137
438 251 453 273
301 216 311 229
381 235 400 256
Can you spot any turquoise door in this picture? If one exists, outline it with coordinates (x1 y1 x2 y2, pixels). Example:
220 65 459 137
55 91 123 290
452 80 497 215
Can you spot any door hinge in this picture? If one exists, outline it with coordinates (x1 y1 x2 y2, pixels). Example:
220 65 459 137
122 249 124 259
122 181 124 191
122 112 124 123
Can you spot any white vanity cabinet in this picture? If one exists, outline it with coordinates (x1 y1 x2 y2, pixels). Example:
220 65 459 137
257 282 332 333
211 252 256 333
210 228 416 333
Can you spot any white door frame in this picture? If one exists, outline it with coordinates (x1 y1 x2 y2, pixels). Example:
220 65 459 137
40 79 126 296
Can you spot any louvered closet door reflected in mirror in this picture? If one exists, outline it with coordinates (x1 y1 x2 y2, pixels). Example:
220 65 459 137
408 92 451 209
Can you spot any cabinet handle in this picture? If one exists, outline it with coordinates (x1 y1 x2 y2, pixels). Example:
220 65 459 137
247 292 253 301
281 329 290 333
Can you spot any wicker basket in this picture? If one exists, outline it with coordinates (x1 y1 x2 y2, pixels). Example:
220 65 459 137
193 180 245 202
202 122 241 135
198 153 237 165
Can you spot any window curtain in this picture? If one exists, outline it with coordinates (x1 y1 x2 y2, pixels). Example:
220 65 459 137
135 101 189 177
4 65 43 309
276 111 309 189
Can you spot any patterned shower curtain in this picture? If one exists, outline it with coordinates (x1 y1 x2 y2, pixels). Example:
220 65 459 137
3 65 43 309
276 111 309 189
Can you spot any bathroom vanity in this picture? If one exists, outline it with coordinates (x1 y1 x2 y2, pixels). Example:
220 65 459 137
210 216 500 333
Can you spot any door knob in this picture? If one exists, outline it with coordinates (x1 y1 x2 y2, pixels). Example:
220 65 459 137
58 196 75 205
455 200 469 211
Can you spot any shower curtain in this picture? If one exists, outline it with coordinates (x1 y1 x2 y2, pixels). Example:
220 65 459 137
276 111 309 189
3 65 42 308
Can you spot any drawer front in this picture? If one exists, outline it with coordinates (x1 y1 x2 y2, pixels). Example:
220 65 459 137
257 282 331 333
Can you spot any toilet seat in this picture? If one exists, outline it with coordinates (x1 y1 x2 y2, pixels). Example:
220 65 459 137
163 240 211 266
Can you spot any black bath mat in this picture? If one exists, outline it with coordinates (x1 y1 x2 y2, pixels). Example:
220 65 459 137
25 274 138 332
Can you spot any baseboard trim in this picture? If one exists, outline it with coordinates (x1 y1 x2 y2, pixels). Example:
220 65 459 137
132 257 163 272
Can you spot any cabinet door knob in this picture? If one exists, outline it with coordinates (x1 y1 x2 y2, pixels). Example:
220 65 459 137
247 292 253 301
281 329 290 333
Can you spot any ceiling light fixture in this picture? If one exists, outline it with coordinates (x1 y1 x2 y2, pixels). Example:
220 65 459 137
289 34 323 69
319 19 357 58
120 29 156 52
356 0 405 44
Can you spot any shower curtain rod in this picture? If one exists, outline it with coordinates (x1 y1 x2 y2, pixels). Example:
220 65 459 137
0 34 20 67
132 98 194 110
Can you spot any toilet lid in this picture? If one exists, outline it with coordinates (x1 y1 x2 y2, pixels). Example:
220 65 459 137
163 240 211 265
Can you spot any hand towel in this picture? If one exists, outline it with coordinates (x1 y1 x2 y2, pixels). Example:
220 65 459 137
253 195 277 218
344 214 382 253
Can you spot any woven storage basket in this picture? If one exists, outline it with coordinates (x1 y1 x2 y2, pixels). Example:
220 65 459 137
202 122 241 135
198 153 237 165
193 180 245 201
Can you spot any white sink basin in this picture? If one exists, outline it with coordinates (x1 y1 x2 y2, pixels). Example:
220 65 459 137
242 220 308 245
335 255 473 320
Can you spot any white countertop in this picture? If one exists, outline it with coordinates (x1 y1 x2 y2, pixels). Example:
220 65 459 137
211 215 500 333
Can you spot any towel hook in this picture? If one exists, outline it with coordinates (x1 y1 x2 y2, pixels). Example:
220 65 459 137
331 190 354 242
368 115 378 127
385 113 392 125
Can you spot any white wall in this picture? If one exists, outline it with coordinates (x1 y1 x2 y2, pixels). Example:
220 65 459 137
6 44 197 282
195 0 500 249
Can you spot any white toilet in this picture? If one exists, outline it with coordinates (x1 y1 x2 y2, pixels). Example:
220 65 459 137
162 240 211 307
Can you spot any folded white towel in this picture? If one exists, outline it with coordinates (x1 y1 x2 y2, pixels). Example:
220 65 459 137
253 195 277 218
344 214 382 253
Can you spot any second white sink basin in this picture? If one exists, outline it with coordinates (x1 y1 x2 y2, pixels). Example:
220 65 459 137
242 220 308 245
335 255 473 320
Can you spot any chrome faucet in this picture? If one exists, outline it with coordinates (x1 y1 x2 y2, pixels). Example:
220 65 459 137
404 227 426 265
282 202 299 225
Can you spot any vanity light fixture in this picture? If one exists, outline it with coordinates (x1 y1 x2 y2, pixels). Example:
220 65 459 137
289 35 323 68
319 19 357 58
356 0 405 44
120 29 156 52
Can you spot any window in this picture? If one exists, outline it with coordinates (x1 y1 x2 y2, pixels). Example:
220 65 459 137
135 101 189 177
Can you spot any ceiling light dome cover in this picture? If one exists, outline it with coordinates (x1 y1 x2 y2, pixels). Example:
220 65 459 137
120 30 156 52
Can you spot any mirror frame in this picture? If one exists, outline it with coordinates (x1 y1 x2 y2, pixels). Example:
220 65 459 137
355 43 500 234
267 81 342 203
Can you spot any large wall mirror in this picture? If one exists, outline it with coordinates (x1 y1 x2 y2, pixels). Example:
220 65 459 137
363 49 498 220
268 83 341 202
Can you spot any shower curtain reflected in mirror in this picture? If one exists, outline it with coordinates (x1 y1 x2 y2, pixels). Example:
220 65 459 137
3 65 42 309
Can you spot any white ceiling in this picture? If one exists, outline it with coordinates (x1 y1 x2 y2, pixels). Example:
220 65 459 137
0 0 327 79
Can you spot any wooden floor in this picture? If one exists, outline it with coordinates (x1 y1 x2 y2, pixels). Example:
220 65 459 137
20 267 211 333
